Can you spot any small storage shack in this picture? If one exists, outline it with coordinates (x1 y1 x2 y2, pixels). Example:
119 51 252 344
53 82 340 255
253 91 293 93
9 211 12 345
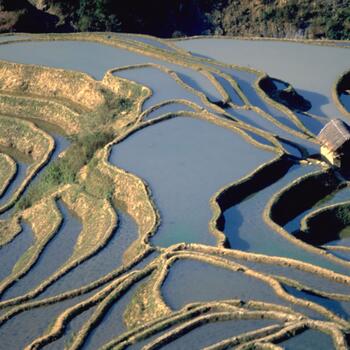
318 119 350 168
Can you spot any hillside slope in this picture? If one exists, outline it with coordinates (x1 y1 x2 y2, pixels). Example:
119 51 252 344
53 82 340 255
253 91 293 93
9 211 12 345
0 0 349 40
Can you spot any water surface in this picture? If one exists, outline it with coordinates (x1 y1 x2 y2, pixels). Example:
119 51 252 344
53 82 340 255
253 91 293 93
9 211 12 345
224 164 350 274
340 92 350 113
114 66 205 110
0 223 34 281
38 211 137 298
110 116 272 246
176 38 350 118
0 40 222 101
2 201 81 300
278 328 335 350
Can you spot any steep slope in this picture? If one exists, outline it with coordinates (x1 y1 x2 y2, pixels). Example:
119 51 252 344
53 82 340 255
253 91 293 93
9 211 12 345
0 0 349 40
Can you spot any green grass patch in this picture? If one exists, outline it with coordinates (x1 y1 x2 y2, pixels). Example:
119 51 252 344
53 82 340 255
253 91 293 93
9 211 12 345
83 161 114 200
15 131 115 211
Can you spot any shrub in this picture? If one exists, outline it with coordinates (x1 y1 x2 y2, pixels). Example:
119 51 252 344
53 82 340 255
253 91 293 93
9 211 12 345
15 131 114 211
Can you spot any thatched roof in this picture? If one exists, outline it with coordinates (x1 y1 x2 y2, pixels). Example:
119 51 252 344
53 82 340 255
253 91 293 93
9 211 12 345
318 119 350 153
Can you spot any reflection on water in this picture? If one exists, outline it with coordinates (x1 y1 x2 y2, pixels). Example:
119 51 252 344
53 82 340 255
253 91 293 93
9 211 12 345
0 35 349 349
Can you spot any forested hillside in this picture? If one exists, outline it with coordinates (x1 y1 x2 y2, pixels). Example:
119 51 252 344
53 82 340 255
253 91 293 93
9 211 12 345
1 0 350 39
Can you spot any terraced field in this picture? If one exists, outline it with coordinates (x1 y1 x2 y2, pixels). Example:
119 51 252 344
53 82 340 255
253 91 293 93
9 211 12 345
0 33 349 349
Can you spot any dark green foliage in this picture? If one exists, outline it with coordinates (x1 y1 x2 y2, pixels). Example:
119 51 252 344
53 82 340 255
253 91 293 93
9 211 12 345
76 0 121 32
325 7 350 39
2 0 350 39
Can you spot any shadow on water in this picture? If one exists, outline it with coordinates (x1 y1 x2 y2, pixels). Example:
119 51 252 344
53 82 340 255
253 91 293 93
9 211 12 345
1 201 82 300
222 207 250 251
340 92 350 113
110 117 272 247
190 52 213 61
296 89 330 118
328 249 350 262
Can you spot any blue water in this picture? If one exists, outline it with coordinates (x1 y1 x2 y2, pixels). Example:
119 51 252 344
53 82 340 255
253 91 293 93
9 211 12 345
1 201 82 300
0 222 34 281
114 66 206 110
340 92 350 113
0 162 28 207
224 164 350 275
0 291 96 350
177 38 350 118
110 116 272 247
162 259 322 320
285 186 350 234
278 328 335 350
284 285 350 321
161 319 277 350
0 40 222 101
38 212 138 299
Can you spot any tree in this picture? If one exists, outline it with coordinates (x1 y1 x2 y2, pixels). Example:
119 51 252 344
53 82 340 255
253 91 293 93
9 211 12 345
76 0 121 32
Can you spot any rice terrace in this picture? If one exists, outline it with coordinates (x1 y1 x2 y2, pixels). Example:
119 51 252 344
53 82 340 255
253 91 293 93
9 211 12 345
0 31 350 350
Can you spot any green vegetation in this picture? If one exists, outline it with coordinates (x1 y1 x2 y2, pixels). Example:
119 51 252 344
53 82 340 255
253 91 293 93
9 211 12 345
83 158 114 200
76 0 121 32
1 0 350 40
16 131 114 210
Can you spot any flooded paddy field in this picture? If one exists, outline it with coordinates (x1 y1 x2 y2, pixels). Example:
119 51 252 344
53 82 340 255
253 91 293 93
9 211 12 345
0 34 349 349
110 116 273 246
176 38 350 118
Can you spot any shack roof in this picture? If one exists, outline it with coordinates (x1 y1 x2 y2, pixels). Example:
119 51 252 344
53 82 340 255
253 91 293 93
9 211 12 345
318 119 350 153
